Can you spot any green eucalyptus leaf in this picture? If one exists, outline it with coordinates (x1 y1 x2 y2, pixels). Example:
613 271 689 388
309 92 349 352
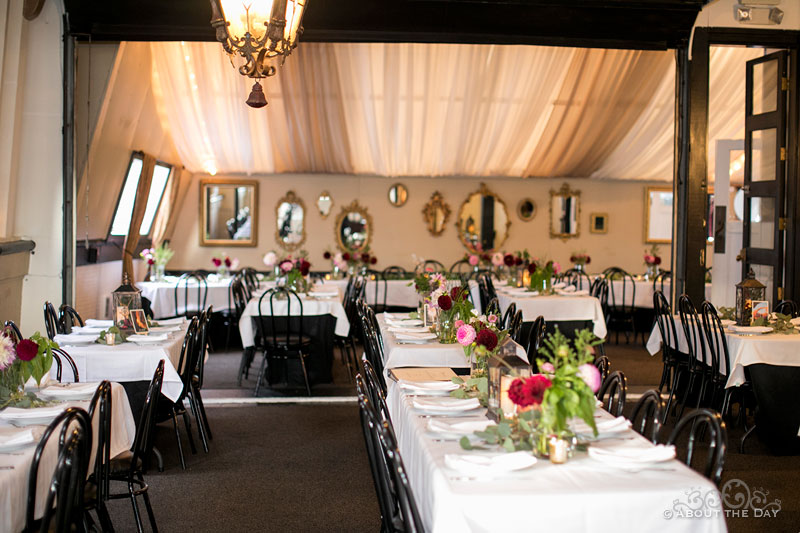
459 436 473 450
502 437 516 453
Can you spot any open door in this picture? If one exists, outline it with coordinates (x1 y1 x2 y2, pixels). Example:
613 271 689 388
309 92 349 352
741 51 788 304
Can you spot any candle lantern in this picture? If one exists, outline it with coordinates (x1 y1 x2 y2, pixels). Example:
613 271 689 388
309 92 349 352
735 269 766 326
113 273 143 332
487 338 531 421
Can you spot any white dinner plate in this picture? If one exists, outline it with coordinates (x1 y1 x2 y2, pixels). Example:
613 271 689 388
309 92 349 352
728 325 773 335
71 326 107 335
38 382 100 401
127 334 169 344
720 319 735 327
0 406 69 427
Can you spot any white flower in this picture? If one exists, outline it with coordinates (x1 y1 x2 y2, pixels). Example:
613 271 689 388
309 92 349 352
471 308 479 316
0 333 16 371
263 251 277 267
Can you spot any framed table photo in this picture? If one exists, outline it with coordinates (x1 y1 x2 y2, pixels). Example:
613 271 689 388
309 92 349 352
131 309 150 334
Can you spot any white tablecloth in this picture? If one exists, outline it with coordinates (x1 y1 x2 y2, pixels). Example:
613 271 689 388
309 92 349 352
238 294 350 348
608 280 713 309
0 383 136 533
496 288 608 339
646 321 800 388
385 382 725 533
378 315 527 372
53 323 187 401
137 278 234 318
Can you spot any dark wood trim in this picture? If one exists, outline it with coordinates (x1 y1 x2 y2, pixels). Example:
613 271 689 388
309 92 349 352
76 237 151 267
0 240 36 256
786 50 800 303
673 44 690 303
62 26 76 305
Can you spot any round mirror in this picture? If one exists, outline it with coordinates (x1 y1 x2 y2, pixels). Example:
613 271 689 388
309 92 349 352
456 183 510 253
388 183 408 207
317 191 333 218
275 191 306 251
517 199 536 221
335 200 372 253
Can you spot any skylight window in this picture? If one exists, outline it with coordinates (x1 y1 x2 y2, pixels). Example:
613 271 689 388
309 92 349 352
109 154 172 236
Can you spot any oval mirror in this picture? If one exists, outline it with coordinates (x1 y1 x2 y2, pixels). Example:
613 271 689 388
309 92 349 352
517 199 536 221
549 183 580 241
335 200 372 253
388 183 408 207
200 179 258 247
275 190 306 251
422 191 451 236
456 183 510 253
317 191 333 218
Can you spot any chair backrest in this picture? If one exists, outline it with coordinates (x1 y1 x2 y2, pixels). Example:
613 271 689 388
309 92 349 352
130 360 166 474
605 268 635 312
501 302 517 330
58 304 84 333
375 416 425 533
26 407 92 533
594 355 611 383
44 301 60 339
3 320 22 344
653 290 680 355
416 259 445 273
257 287 305 350
241 267 260 295
678 294 707 368
449 259 472 275
87 381 112 502
52 348 80 383
371 274 389 312
175 318 199 402
382 265 408 279
362 358 391 423
358 300 386 388
590 277 609 315
509 310 524 343
597 370 627 416
485 276 498 303
524 316 546 364
628 389 663 443
774 299 798 318
485 297 500 316
653 270 672 305
562 268 591 291
193 307 212 389
173 272 208 316
231 278 250 317
663 409 727 486
700 301 727 379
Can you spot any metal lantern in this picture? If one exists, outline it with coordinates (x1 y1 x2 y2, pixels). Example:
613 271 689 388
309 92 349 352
487 338 531 421
113 273 143 332
735 269 766 326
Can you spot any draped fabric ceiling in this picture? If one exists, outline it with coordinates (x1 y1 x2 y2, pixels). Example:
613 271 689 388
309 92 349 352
146 42 758 181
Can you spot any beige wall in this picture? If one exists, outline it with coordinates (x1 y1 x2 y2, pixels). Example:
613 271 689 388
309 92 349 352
0 248 31 327
168 173 673 275
75 260 147 321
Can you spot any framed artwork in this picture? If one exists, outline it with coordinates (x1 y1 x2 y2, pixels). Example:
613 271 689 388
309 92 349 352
590 213 608 234
131 309 150 334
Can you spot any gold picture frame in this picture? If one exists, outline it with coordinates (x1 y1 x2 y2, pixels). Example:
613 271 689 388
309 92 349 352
334 200 373 253
275 190 306 252
645 186 673 244
590 213 608 234
422 191 451 236
199 178 259 247
455 183 511 253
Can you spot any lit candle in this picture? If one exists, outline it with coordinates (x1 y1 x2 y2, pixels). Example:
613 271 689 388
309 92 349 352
107 333 115 346
499 375 515 417
549 436 569 464
522 269 531 289
324 273 331 281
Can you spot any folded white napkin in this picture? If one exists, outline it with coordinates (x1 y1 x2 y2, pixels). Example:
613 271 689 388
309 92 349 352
72 326 107 335
399 380 459 392
572 416 632 437
127 334 169 342
412 397 480 412
552 281 567 289
791 317 800 326
148 326 182 333
388 326 429 333
558 289 590 297
395 332 437 341
0 405 68 419
154 317 185 326
386 319 423 327
428 419 495 436
39 383 99 399
444 452 537 477
560 285 577 293
54 333 99 344
85 319 113 327
308 291 339 298
588 443 676 466
0 429 35 447
728 325 772 334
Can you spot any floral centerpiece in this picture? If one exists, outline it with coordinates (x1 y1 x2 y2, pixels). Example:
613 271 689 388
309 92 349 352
463 253 492 272
263 250 279 277
569 252 591 272
644 244 662 279
212 252 239 278
490 252 506 278
322 250 348 279
459 329 602 462
0 330 57 408
528 259 561 294
277 252 312 293
456 312 507 378
435 285 474 343
503 250 534 286
140 242 174 282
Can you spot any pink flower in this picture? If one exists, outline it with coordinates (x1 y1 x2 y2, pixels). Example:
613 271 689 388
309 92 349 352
230 258 240 271
578 363 602 393
279 260 293 273
540 362 555 375
454 320 465 329
263 252 277 267
456 324 477 346
491 252 504 267
552 261 561 275
468 254 479 266
487 314 498 324
212 258 222 267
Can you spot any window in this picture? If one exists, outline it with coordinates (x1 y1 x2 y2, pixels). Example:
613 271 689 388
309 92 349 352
109 154 172 236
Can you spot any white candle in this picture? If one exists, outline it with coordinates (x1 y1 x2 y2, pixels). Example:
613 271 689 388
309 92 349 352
500 375 515 417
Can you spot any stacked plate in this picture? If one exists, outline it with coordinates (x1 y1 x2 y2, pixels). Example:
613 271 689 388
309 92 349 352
444 451 537 477
0 405 69 427
0 428 37 452
398 380 459 396
588 442 676 469
127 334 170 344
38 382 100 401
412 397 482 416
53 333 99 345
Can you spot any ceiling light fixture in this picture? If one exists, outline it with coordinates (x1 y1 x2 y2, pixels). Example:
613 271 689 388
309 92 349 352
209 0 308 108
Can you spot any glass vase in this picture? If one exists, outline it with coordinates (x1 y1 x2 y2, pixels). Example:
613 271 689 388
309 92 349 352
470 351 488 379
437 313 457 344
154 263 166 282
574 263 584 272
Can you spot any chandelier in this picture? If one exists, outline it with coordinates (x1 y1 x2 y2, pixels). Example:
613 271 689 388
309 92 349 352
209 0 308 108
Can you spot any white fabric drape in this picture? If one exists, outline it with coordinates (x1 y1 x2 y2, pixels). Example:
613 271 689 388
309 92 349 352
148 41 760 182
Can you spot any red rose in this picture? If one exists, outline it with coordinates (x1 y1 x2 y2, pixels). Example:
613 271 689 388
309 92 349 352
212 258 222 267
16 339 38 362
526 263 537 274
323 251 331 260
342 252 351 261
503 254 514 267
300 264 310 276
437 294 453 311
370 257 377 265
522 374 552 405
481 254 490 262
224 257 232 267
148 258 155 265
514 257 523 266
476 329 497 351
654 257 662 265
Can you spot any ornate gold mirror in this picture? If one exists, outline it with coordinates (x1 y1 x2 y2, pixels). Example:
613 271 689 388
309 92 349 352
456 183 510 253
422 191 451 236
317 191 333 218
199 179 258 247
549 183 580 241
645 187 673 243
275 190 306 251
517 198 536 221
335 200 372 253
388 183 408 207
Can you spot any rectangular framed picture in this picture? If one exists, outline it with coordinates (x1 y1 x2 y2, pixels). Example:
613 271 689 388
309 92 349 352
131 309 150 334
751 300 769 323
115 305 131 330
590 213 608 234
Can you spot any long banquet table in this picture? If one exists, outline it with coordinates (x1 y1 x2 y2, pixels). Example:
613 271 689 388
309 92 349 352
385 381 726 532
0 382 136 533
606 280 712 310
137 277 235 318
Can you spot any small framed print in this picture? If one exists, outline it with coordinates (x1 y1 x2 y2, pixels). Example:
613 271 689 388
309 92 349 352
131 309 150 334
590 213 608 234
115 305 131 330
751 301 769 322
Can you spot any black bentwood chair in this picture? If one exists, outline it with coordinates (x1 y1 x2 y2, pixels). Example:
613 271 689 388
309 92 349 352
604 268 636 344
44 301 61 339
415 259 445 273
25 407 92 533
524 316 546 365
774 299 798 318
628 389 664 444
85 381 115 531
594 355 611 383
562 268 591 291
108 361 164 533
58 304 85 333
662 409 727 486
676 294 712 420
172 272 208 319
501 302 517 331
597 371 627 417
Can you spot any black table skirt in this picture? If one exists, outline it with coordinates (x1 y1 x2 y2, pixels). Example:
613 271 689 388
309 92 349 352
748 364 800 455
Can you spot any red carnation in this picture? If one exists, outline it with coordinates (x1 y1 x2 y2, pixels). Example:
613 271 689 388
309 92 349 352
147 258 155 265
361 253 370 262
450 286 464 301
300 264 310 276
16 339 38 362
476 329 498 351
212 258 222 267
503 254 514 267
514 257 523 266
526 263 537 274
370 257 377 265
437 294 453 311
323 251 332 260
342 252 351 261
224 257 232 268
508 378 530 407
523 374 552 406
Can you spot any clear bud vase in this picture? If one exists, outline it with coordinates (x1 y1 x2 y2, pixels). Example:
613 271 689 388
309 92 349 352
437 313 456 344
154 263 166 282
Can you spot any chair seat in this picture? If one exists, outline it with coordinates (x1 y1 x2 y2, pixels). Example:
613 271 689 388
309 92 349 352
109 450 143 476
262 335 313 351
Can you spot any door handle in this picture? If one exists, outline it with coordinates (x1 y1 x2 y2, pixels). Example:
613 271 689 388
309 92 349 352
741 185 750 194
736 248 746 262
